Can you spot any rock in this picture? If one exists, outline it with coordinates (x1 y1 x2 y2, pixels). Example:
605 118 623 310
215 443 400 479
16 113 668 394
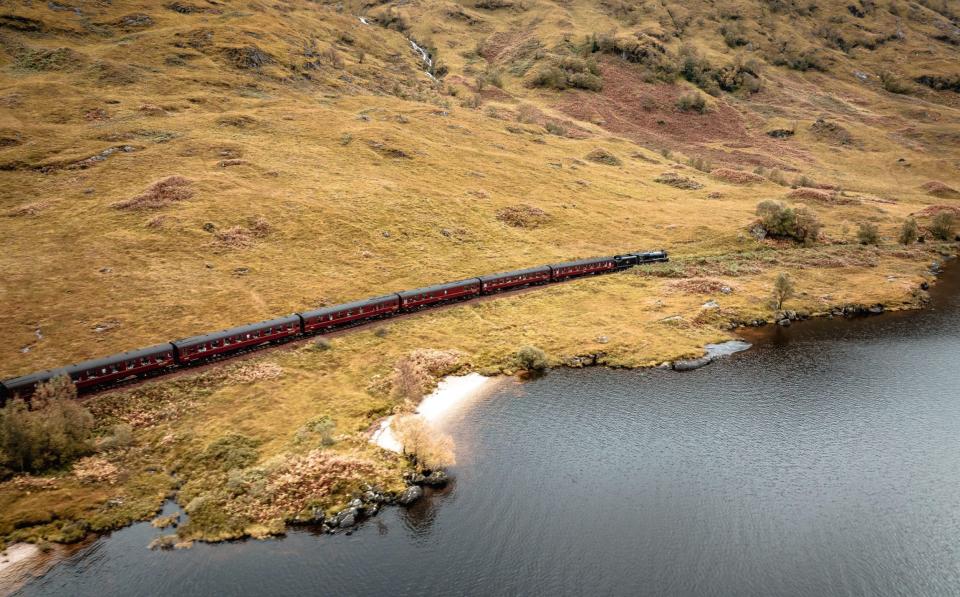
777 318 792 327
921 281 930 290
720 286 732 294
785 310 797 320
349 498 363 509
702 300 720 310
338 508 358 528
868 304 884 314
596 335 609 344
672 356 713 371
422 471 449 487
398 485 423 506
407 473 426 486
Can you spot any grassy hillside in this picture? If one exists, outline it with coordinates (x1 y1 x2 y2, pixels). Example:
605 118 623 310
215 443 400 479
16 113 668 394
0 0 958 544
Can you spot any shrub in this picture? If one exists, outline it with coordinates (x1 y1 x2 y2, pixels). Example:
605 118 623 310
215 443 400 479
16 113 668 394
392 357 425 400
879 70 912 94
771 272 795 310
929 212 955 241
200 434 260 471
484 68 504 88
857 222 880 245
767 168 788 186
545 121 567 136
899 218 919 245
756 200 822 245
687 156 712 173
97 423 134 452
676 92 707 113
0 376 93 473
527 55 602 91
392 415 456 470
515 346 549 372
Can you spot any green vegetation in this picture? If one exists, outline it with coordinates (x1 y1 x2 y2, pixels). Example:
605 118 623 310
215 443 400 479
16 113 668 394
929 213 956 241
857 222 880 245
771 272 795 310
0 376 92 477
528 55 602 91
899 218 919 245
755 201 822 246
676 92 708 113
516 346 549 372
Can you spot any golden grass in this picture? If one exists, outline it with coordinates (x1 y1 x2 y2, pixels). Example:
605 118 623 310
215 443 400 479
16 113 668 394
0 0 959 543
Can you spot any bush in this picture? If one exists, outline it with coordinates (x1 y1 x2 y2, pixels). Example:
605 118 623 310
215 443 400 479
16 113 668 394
0 376 93 473
545 121 567 136
899 218 919 245
516 346 549 372
676 92 707 113
392 415 456 470
930 212 955 241
879 70 912 94
200 434 260 471
527 54 602 91
756 200 822 245
857 222 880 245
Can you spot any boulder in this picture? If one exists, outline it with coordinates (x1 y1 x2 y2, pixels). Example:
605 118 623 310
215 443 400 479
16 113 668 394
672 356 713 371
422 471 449 487
398 485 423 506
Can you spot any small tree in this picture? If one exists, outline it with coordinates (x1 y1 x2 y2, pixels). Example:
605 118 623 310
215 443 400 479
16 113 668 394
857 222 880 245
0 376 93 473
392 414 455 470
515 346 549 372
929 212 955 241
899 218 919 245
771 272 795 310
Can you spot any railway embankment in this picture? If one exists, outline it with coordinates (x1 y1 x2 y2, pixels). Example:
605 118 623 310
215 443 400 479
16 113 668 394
0 243 956 550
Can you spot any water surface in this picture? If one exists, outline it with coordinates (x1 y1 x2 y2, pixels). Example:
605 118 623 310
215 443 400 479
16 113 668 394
16 264 960 597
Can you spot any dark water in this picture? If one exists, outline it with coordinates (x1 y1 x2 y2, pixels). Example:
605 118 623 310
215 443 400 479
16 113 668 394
15 263 960 597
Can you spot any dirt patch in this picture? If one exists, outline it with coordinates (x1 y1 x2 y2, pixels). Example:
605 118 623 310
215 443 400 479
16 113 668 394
669 278 734 294
72 456 120 484
787 187 859 205
914 205 960 217
554 58 787 167
710 168 765 184
213 217 271 249
113 176 193 210
228 362 283 384
6 201 50 217
585 148 622 166
217 159 249 168
221 45 272 70
921 181 959 198
216 115 256 128
809 118 854 146
496 204 551 228
654 171 703 190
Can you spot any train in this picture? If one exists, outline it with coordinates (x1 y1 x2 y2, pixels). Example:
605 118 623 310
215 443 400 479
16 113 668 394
0 250 668 403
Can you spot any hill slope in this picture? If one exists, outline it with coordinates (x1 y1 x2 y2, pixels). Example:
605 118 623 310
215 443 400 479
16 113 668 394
0 0 958 544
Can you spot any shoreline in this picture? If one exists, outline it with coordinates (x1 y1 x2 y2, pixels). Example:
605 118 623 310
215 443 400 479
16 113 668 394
3 247 956 561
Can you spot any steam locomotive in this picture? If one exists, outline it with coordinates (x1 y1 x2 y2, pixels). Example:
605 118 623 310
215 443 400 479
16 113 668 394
0 250 668 403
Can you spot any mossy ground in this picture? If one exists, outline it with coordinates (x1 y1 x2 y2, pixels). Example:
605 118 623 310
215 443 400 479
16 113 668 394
0 0 958 543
